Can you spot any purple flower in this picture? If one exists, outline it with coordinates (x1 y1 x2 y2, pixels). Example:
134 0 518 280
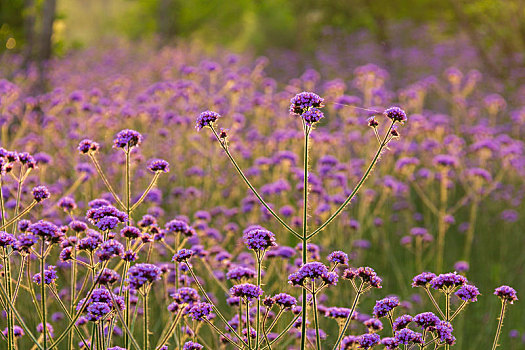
273 293 297 309
412 272 437 287
96 240 124 261
302 108 325 125
384 106 407 124
147 159 170 173
187 302 213 321
327 250 349 265
172 249 194 262
413 312 440 329
289 92 324 115
78 139 99 154
196 110 220 130
230 283 263 301
373 296 400 318
288 262 337 286
113 129 143 149
243 226 277 251
127 263 162 289
358 333 381 349
429 272 468 290
32 186 50 202
393 314 413 331
33 265 58 285
226 266 256 281
381 337 400 349
455 284 480 302
435 321 456 345
28 220 62 242
183 341 203 350
494 285 518 304
394 328 423 345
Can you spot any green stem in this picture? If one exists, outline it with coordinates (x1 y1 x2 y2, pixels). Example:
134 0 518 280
40 241 48 350
300 126 310 350
424 287 446 319
491 301 507 350
0 200 37 231
88 154 125 209
332 283 364 350
307 121 394 240
255 254 263 350
130 172 160 212
209 126 300 239
312 290 321 350
143 291 149 350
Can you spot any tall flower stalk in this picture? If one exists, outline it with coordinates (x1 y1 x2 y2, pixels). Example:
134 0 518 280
199 94 406 349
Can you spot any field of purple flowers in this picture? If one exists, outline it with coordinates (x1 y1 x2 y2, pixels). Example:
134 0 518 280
0 26 524 349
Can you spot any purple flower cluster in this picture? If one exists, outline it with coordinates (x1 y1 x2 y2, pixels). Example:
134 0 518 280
126 263 162 289
242 226 277 251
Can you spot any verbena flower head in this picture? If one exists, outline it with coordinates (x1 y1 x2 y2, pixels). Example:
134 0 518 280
28 220 62 242
120 226 141 239
413 312 440 329
430 272 468 291
384 106 407 124
33 265 58 285
31 186 50 204
226 266 256 281
324 307 352 320
273 293 297 309
288 262 338 287
2 325 24 338
341 335 360 349
126 263 162 290
393 314 413 331
302 108 324 126
196 110 220 130
373 296 400 318
494 285 518 304
435 321 456 345
0 231 15 247
77 288 124 322
230 283 263 301
165 219 192 236
381 337 400 349
96 239 124 261
412 272 437 288
113 129 143 149
172 287 200 305
358 333 381 349
289 92 324 115
327 250 349 265
97 268 120 285
394 328 424 345
78 139 99 154
455 284 481 302
187 302 213 321
147 158 170 173
343 266 382 288
243 226 276 251
364 318 384 332
183 341 203 350
172 249 194 262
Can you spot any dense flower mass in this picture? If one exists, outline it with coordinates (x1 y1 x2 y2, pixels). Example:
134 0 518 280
0 34 521 349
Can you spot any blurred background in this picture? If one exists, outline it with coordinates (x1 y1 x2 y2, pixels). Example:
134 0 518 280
1 0 525 81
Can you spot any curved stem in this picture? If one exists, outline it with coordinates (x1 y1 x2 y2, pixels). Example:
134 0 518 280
307 121 394 240
424 287 445 319
0 200 37 231
143 291 149 350
130 172 160 212
209 126 300 239
88 154 125 209
332 282 364 350
186 262 249 347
